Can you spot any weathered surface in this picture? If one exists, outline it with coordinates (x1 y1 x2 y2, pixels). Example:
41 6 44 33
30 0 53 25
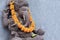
10 35 43 40
33 29 45 35
2 0 44 40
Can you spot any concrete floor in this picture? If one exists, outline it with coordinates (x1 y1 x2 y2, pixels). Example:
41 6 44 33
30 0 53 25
0 0 60 40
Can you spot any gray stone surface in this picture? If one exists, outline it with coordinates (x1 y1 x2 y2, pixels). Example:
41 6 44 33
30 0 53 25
0 0 60 40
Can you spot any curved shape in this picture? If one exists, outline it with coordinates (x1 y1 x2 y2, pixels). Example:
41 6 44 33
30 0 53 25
10 1 35 33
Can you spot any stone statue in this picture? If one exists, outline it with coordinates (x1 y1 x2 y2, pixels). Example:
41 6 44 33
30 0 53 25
2 0 45 40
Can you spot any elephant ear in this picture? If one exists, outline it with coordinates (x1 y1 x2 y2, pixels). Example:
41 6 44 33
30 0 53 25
2 11 8 28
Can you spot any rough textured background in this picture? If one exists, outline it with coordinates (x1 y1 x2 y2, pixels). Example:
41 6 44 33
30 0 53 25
0 0 60 40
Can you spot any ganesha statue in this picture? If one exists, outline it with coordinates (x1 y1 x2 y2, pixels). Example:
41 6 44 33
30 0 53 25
2 0 45 40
